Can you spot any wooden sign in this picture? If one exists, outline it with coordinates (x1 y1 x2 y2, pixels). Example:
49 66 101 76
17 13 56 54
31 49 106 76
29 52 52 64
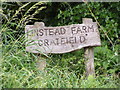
25 18 101 54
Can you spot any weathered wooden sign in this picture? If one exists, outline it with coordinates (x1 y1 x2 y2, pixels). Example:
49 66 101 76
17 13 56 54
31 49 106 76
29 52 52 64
25 18 101 76
25 18 101 54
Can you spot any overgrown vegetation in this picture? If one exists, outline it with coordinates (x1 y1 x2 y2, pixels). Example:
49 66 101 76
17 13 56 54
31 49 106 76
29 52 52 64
1 2 120 88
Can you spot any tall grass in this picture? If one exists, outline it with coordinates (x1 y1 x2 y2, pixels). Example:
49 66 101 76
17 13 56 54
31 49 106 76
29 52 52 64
1 22 119 88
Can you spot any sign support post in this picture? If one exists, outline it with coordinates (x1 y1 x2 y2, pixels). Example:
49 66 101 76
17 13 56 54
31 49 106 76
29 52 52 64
36 55 46 71
84 47 95 76
34 22 46 71
83 18 95 76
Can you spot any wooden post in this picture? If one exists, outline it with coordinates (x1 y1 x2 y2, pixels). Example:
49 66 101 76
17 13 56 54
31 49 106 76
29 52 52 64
36 55 46 71
34 22 46 71
83 18 95 76
84 47 95 76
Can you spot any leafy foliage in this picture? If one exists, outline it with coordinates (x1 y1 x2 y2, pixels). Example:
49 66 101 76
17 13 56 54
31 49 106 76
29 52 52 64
56 2 120 48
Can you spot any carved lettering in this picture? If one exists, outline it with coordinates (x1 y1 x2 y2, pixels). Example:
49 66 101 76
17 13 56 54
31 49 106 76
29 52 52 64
88 25 94 32
82 26 87 32
71 27 76 35
79 36 86 43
